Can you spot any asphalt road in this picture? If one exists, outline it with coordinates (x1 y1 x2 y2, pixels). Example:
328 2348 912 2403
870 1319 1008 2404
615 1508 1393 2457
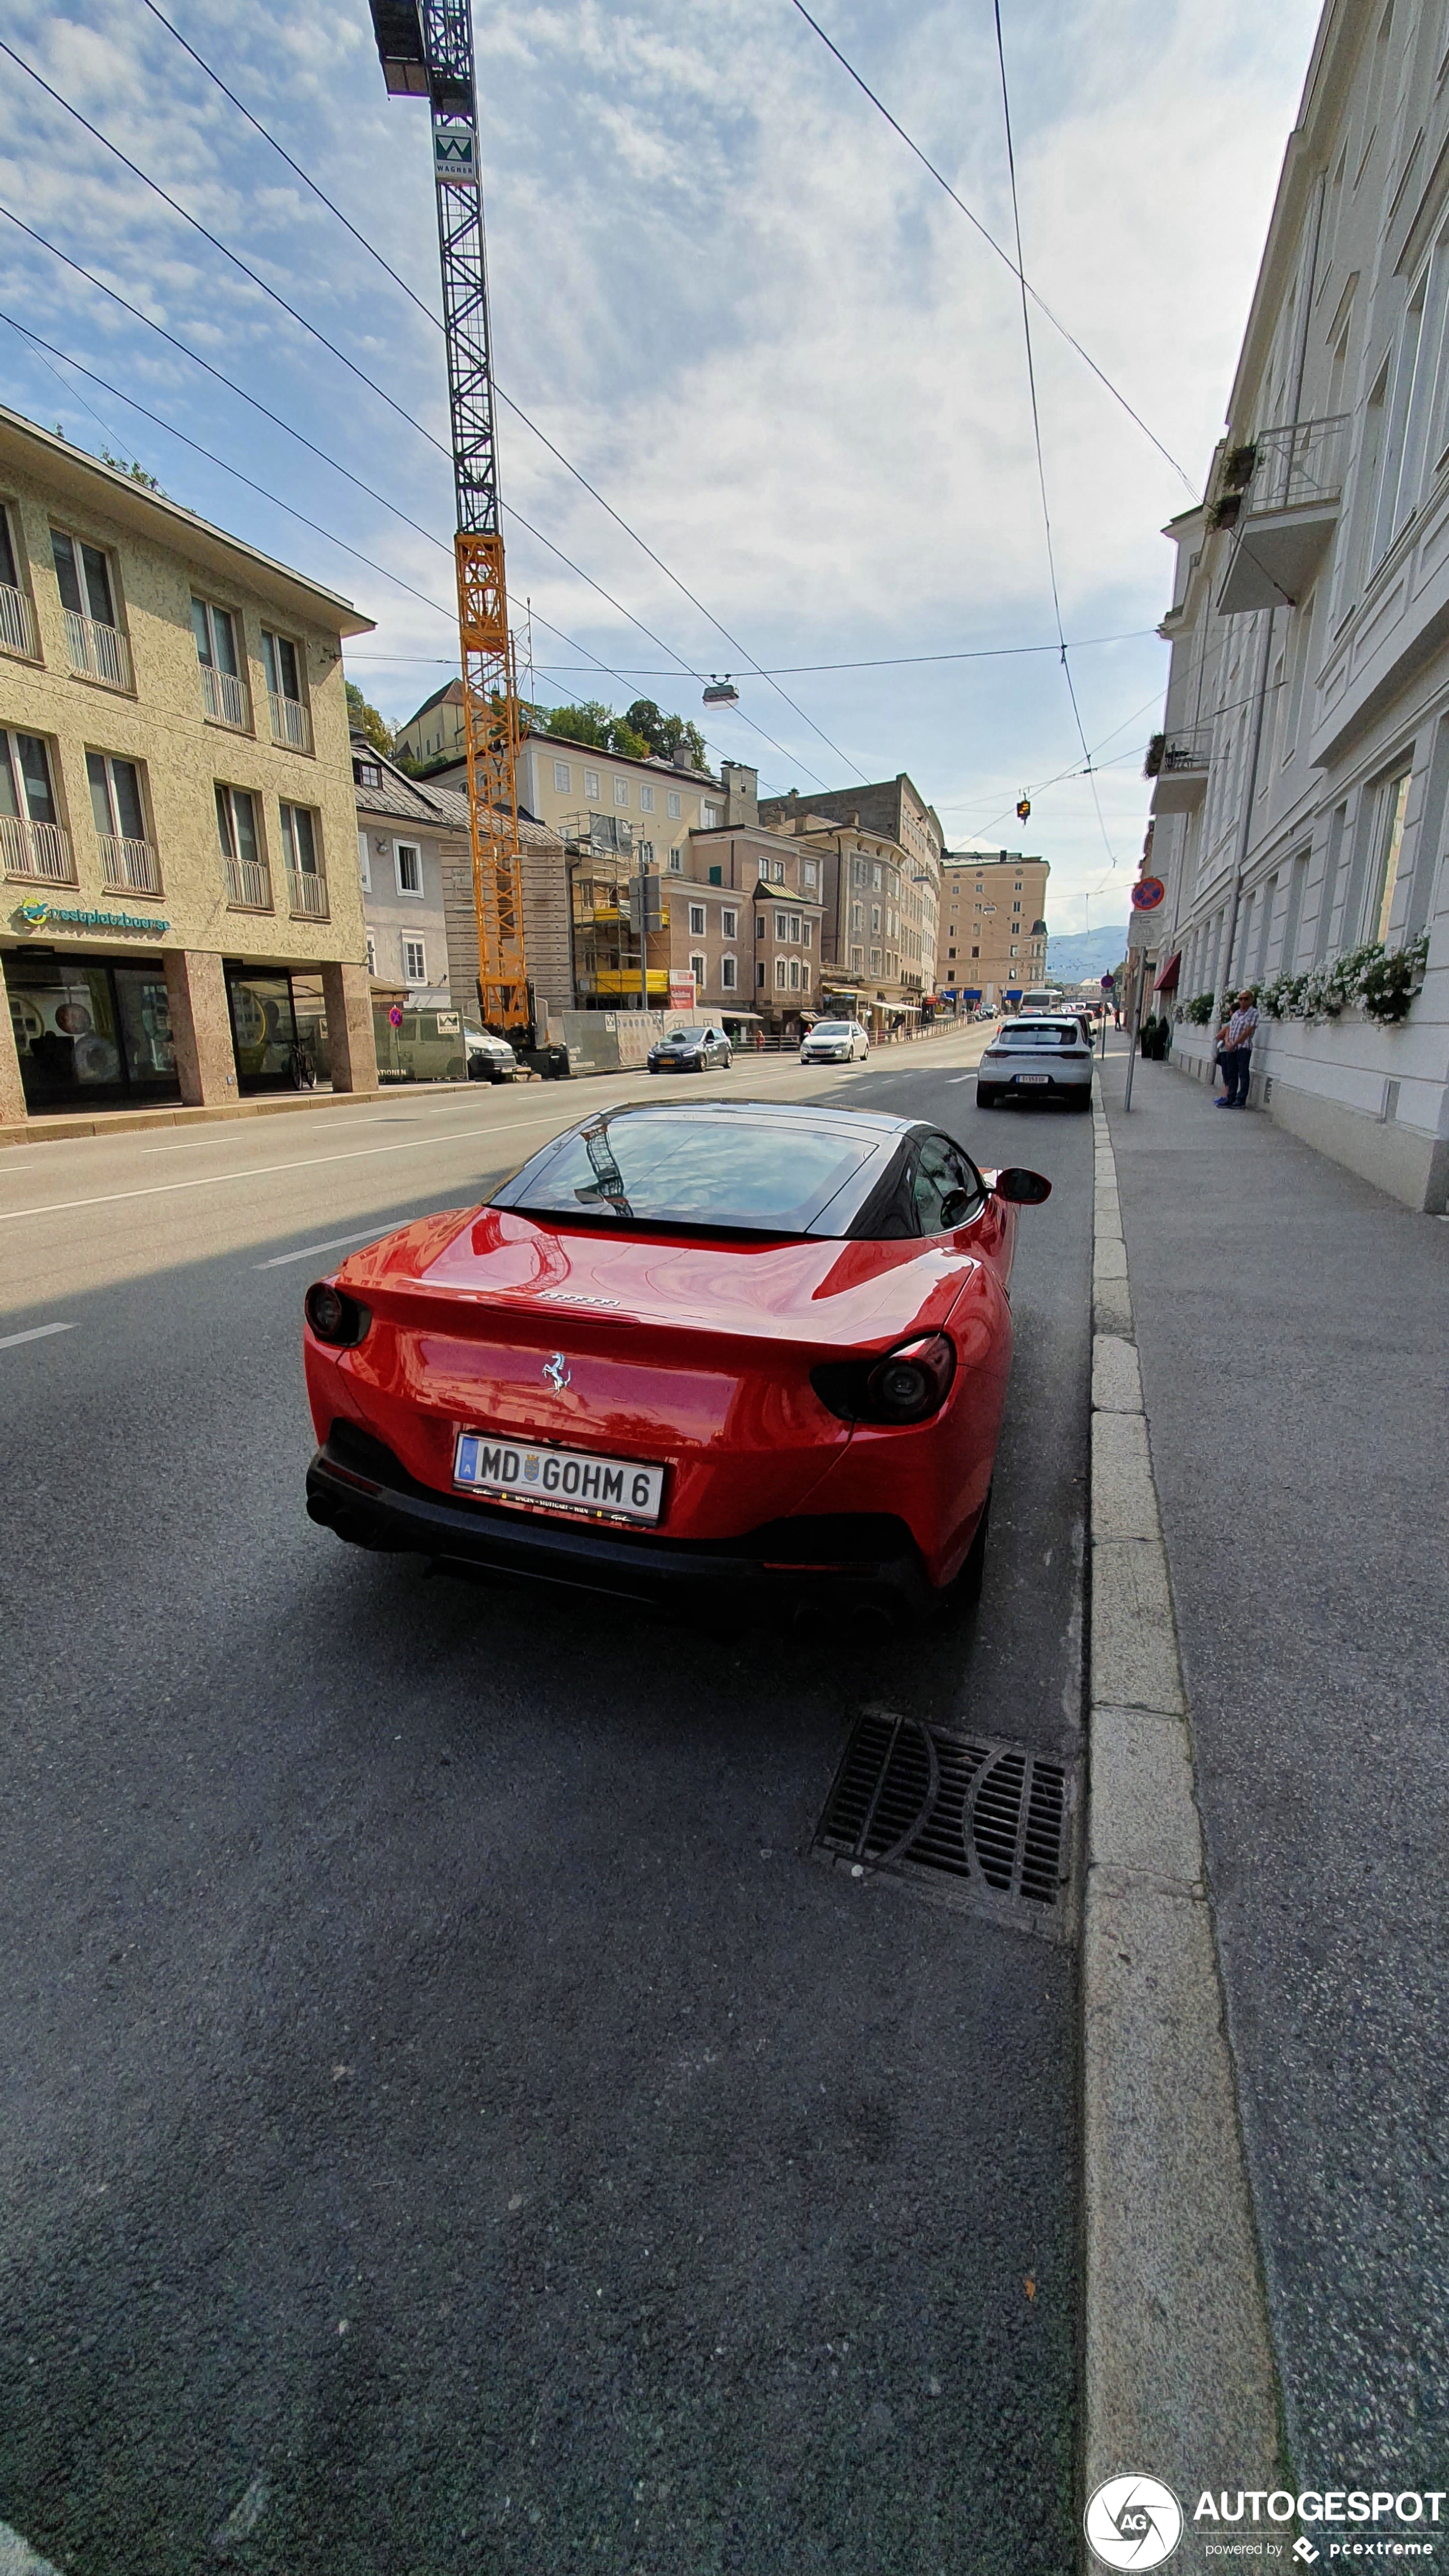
0 1035 1092 2575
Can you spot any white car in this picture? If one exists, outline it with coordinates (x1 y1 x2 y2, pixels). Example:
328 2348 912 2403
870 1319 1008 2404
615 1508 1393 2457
465 1028 519 1084
800 1019 869 1064
976 1014 1094 1110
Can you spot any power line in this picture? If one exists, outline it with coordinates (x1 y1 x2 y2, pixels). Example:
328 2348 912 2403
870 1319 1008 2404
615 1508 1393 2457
129 0 867 782
785 0 1196 495
990 0 1114 872
346 625 1159 676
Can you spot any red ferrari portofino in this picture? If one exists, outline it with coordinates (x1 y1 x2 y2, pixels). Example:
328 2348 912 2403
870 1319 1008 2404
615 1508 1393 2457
303 1100 1049 1619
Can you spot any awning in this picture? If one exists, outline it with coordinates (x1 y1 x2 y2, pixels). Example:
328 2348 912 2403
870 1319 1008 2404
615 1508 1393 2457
1153 950 1181 993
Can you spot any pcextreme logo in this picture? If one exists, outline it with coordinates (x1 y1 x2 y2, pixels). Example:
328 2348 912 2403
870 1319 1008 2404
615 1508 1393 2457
1085 2476 1185 2568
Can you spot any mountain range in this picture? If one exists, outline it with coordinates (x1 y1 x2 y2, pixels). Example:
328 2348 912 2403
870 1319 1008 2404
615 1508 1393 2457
1043 925 1130 983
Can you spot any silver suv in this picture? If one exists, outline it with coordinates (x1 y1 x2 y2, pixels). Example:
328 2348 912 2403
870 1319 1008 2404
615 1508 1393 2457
976 1015 1094 1110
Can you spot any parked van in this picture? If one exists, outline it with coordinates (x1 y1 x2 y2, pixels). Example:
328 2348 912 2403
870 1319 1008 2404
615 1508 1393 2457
373 1005 517 1085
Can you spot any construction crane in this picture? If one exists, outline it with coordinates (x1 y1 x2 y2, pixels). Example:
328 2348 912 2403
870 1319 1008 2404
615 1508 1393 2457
367 0 528 1032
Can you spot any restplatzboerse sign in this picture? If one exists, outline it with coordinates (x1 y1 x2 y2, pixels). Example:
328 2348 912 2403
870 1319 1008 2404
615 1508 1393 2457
14 897 171 936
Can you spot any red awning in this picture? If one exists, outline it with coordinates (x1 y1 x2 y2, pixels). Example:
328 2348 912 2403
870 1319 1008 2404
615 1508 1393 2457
1153 950 1181 993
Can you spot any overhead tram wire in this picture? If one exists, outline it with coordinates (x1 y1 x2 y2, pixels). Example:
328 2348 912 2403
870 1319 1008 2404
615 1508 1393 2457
786 0 1196 496
0 213 832 792
124 0 869 783
990 0 1115 873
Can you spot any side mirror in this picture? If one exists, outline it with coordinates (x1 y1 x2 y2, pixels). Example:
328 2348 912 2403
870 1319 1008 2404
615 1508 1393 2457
991 1167 1052 1205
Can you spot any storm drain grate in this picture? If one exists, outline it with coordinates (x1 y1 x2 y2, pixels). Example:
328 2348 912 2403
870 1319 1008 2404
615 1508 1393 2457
812 1710 1077 1940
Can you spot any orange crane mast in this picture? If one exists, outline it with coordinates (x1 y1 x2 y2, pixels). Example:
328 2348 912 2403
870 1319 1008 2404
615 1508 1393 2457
369 0 528 1031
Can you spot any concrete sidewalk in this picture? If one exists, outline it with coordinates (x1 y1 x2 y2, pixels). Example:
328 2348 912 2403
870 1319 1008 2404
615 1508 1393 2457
1100 1033 1449 2489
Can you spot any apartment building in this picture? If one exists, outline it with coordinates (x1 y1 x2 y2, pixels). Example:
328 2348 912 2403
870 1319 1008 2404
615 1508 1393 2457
758 773 944 1008
937 849 1049 1003
354 738 455 1007
422 723 726 850
0 406 376 1123
1147 0 1449 1210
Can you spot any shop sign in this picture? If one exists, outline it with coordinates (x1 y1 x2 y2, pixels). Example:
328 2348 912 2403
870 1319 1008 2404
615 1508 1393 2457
15 897 171 935
669 971 696 1011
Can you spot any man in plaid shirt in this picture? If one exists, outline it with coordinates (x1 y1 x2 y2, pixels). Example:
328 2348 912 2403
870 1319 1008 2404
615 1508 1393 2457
1215 990 1258 1107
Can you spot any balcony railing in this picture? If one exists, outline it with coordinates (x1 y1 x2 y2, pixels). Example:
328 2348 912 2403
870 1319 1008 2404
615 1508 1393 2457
99 834 163 894
200 662 250 729
1 813 75 881
287 865 329 919
63 609 132 690
224 853 272 910
1146 724 1213 812
0 582 39 660
1247 414 1349 512
269 691 312 753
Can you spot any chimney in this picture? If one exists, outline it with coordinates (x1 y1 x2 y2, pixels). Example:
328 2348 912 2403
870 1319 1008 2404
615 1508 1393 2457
721 760 758 827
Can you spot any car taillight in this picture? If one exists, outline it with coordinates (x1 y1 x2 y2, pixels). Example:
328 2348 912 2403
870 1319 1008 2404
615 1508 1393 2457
811 1332 956 1424
305 1282 372 1347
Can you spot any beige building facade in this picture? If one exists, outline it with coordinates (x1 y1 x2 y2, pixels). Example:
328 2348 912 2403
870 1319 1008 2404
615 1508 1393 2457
758 775 945 1026
0 407 378 1124
937 849 1049 1003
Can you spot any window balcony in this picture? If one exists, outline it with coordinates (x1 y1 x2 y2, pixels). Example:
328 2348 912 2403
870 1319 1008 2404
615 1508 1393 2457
287 865 329 919
0 583 39 661
224 853 272 910
269 691 312 753
1217 415 1349 614
99 833 163 895
1145 724 1213 812
63 608 132 690
200 662 250 730
1 814 75 882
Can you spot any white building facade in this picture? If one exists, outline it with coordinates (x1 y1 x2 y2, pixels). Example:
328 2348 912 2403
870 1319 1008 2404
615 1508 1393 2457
1148 0 1449 1210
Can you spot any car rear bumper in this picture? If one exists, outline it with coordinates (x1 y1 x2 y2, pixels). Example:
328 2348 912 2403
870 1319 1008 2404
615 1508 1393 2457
981 1065 1092 1092
306 1423 933 1616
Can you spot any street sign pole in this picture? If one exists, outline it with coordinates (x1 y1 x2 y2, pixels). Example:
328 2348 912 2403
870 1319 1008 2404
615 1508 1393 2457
1122 954 1150 1111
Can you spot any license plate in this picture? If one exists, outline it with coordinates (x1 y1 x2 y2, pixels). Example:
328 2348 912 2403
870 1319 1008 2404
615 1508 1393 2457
1015 1072 1051 1083
453 1431 665 1524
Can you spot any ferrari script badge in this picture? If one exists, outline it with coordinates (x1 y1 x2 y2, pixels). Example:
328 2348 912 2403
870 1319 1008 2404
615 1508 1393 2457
543 1351 572 1392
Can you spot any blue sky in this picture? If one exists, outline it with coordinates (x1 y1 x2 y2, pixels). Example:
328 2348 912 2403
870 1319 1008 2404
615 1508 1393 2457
0 0 1322 930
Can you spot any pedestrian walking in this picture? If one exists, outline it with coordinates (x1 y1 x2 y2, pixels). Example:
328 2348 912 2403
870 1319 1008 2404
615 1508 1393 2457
1215 990 1258 1108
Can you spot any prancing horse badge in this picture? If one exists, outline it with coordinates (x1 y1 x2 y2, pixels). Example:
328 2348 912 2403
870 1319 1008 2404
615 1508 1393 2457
543 1352 572 1392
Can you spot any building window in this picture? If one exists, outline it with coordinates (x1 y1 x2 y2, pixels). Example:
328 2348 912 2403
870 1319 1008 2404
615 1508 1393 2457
689 904 706 935
86 750 156 890
788 912 801 942
970 945 980 958
365 932 377 975
799 963 810 992
669 845 683 872
639 784 654 812
772 859 785 882
216 784 269 909
803 859 817 886
0 505 37 661
851 946 863 970
691 952 707 987
353 758 382 789
721 954 737 989
851 902 863 930
281 802 326 916
584 768 600 799
872 864 882 889
52 527 122 659
0 728 70 882
553 760 572 792
613 776 629 807
357 829 371 892
703 803 722 827
869 948 881 973
803 920 813 947
667 791 681 819
1365 767 1412 942
721 907 738 938
948 947 957 960
262 630 309 750
775 910 788 940
756 914 766 937
871 905 881 933
757 961 766 987
395 840 423 897
191 596 248 729
775 957 787 988
788 958 800 990
402 937 427 985
1009 943 1019 957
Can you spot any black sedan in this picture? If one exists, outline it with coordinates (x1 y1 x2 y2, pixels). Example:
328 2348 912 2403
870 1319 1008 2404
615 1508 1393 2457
646 1024 733 1073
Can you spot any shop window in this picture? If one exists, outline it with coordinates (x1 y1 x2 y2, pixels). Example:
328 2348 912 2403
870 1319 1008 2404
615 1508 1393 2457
7 953 179 1108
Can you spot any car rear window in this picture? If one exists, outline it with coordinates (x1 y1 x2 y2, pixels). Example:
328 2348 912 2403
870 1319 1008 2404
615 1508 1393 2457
997 1023 1079 1046
496 1110 880 1235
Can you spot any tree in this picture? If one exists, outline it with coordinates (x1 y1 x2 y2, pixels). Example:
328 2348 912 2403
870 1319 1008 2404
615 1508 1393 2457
621 700 708 771
346 681 393 757
529 696 710 771
100 450 164 493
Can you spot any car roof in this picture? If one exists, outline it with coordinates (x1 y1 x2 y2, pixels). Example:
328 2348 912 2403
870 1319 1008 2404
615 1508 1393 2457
605 1097 914 1139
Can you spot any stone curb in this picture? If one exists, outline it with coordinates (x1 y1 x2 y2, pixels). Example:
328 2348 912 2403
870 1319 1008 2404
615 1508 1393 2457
1082 1096 1281 2567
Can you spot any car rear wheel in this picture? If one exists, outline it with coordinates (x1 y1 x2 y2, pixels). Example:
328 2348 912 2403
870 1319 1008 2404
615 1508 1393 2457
976 1085 998 1107
936 1484 991 1619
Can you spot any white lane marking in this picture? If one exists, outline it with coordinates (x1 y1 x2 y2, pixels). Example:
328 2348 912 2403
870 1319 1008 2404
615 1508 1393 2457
0 1321 74 1349
0 1111 569 1225
255 1228 388 1270
0 2517 63 2573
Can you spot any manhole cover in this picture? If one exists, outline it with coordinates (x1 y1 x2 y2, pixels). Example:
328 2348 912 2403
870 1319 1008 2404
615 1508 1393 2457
812 1709 1078 1940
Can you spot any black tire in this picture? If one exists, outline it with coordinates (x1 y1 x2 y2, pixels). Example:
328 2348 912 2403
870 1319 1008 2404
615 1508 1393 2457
976 1086 998 1108
1072 1087 1093 1111
722 1050 732 1068
936 1484 991 1619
